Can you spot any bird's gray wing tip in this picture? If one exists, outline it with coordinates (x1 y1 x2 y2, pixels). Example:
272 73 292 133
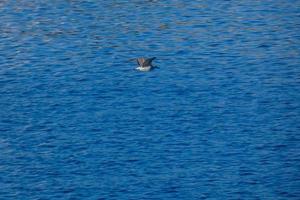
146 57 156 66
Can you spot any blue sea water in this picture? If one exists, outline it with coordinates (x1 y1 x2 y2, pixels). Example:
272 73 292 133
1 0 300 199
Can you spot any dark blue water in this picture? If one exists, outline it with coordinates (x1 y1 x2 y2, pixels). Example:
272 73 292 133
1 1 300 199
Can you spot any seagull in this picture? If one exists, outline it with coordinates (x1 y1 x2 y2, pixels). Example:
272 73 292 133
136 57 156 71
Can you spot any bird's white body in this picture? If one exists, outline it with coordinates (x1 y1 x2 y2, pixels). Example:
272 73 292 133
136 66 152 72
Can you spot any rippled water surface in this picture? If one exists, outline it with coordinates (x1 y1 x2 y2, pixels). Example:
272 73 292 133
1 1 300 199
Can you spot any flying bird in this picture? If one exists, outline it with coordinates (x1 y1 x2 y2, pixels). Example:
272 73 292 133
136 57 156 71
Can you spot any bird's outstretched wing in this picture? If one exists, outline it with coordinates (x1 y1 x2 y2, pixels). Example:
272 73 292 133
137 57 156 67
144 57 156 67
